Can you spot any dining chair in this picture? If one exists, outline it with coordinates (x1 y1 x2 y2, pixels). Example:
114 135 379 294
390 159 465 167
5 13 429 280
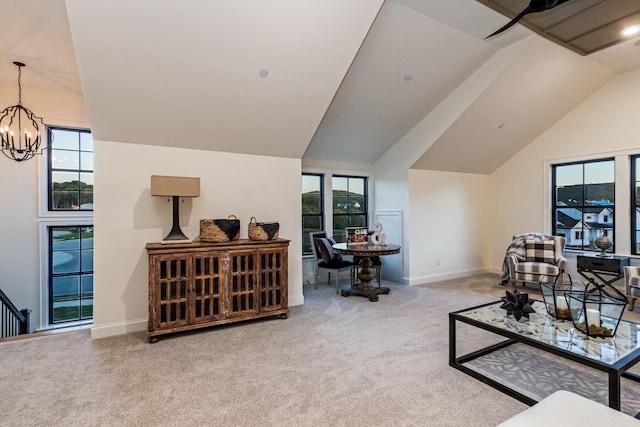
309 231 353 293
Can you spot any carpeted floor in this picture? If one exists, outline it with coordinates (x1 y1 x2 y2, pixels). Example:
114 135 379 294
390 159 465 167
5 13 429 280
1 274 639 426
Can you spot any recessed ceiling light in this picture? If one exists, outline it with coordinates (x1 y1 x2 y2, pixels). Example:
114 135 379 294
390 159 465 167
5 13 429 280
259 69 269 77
403 74 412 81
621 25 640 37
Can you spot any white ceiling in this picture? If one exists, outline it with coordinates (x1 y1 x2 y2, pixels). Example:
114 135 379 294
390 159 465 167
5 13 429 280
1 0 640 173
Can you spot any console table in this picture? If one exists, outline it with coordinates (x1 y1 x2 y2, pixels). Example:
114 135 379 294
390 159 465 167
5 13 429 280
576 253 629 289
146 239 289 342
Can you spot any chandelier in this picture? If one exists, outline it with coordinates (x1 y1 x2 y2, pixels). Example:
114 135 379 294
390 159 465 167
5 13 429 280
0 61 47 162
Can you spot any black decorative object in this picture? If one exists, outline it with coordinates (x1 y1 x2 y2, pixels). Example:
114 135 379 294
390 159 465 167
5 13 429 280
485 0 572 39
0 61 48 162
500 289 536 321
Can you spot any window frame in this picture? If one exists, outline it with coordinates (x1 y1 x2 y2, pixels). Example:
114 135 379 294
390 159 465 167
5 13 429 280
301 172 325 256
48 224 94 325
551 157 615 253
301 168 372 256
47 126 94 212
37 126 94 330
331 174 369 244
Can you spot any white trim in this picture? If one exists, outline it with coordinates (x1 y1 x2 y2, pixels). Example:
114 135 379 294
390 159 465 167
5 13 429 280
408 267 490 286
91 318 147 339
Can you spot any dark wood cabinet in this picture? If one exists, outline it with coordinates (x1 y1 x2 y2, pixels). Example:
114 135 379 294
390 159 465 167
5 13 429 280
147 239 289 342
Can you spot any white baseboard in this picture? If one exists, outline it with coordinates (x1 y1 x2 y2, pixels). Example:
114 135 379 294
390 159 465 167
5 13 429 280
91 318 147 339
408 267 491 286
289 293 304 306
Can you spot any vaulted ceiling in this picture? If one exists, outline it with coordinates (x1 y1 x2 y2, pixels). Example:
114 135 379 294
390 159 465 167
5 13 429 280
1 0 640 174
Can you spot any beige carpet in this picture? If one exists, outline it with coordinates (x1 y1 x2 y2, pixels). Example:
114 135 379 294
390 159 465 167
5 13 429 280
2 274 639 426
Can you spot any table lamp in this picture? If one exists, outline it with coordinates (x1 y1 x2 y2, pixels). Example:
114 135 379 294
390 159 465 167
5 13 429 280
151 175 200 244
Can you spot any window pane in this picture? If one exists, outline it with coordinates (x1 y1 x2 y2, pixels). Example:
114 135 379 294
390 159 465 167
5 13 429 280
349 215 366 227
52 129 79 150
81 227 94 249
333 196 347 213
348 177 364 195
81 249 94 272
80 151 93 170
333 176 347 192
302 194 321 214
80 132 93 151
585 161 614 184
52 275 80 323
301 174 320 193
52 149 80 170
334 216 348 231
53 227 81 249
555 164 582 187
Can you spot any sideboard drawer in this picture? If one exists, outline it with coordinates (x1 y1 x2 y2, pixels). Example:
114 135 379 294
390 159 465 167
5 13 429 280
576 254 629 274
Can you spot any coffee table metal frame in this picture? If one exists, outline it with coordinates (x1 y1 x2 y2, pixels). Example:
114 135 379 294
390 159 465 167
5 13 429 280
449 300 640 410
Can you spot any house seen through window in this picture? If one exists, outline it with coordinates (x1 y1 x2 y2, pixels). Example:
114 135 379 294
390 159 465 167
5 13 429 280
552 158 614 252
301 173 369 255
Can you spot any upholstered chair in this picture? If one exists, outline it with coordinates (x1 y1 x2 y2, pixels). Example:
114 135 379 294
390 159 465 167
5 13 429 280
309 231 353 293
623 266 640 311
507 235 567 290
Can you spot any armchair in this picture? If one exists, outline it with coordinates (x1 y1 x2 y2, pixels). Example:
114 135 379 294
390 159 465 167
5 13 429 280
505 233 567 290
623 266 640 311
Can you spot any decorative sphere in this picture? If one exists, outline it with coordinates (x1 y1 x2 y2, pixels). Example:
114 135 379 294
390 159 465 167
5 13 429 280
594 235 613 252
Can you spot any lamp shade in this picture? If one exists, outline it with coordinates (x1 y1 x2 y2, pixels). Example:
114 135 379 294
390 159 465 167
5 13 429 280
150 175 200 197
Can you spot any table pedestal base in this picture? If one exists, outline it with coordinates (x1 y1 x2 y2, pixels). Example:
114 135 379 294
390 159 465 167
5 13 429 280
341 256 389 302
341 284 390 302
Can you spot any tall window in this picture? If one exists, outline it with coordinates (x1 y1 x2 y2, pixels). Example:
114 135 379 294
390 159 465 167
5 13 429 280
302 173 324 255
631 155 640 254
49 226 94 324
332 175 368 243
48 127 94 211
46 127 94 326
552 158 614 251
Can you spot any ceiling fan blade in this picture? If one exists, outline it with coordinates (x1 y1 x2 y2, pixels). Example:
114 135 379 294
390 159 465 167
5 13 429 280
485 8 529 39
485 0 573 39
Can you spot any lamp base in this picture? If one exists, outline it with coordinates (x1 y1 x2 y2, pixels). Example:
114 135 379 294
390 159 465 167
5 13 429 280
160 196 192 244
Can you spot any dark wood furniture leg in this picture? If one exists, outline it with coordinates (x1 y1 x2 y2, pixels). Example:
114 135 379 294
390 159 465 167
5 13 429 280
341 256 390 301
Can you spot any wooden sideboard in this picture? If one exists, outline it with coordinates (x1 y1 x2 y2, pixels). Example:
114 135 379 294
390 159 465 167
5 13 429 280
146 238 289 342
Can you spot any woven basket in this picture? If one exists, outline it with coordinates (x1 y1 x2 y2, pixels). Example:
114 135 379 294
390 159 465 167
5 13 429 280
199 215 240 243
248 216 279 241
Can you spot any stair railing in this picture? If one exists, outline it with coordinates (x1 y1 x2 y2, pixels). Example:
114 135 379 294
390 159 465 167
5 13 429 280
0 288 31 338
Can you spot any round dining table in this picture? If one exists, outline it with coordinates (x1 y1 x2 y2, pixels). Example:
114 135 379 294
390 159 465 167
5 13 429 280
332 242 401 302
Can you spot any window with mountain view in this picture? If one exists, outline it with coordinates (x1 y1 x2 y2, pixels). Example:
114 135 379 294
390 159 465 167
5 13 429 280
332 175 368 243
302 173 324 255
552 158 614 251
48 127 93 211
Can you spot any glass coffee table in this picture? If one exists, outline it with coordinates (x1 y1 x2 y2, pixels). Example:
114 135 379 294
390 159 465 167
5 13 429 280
449 300 640 410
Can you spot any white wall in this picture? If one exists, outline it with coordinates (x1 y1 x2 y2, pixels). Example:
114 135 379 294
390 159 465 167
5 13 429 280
92 141 302 338
0 84 88 331
372 38 527 283
489 68 640 271
408 170 490 284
